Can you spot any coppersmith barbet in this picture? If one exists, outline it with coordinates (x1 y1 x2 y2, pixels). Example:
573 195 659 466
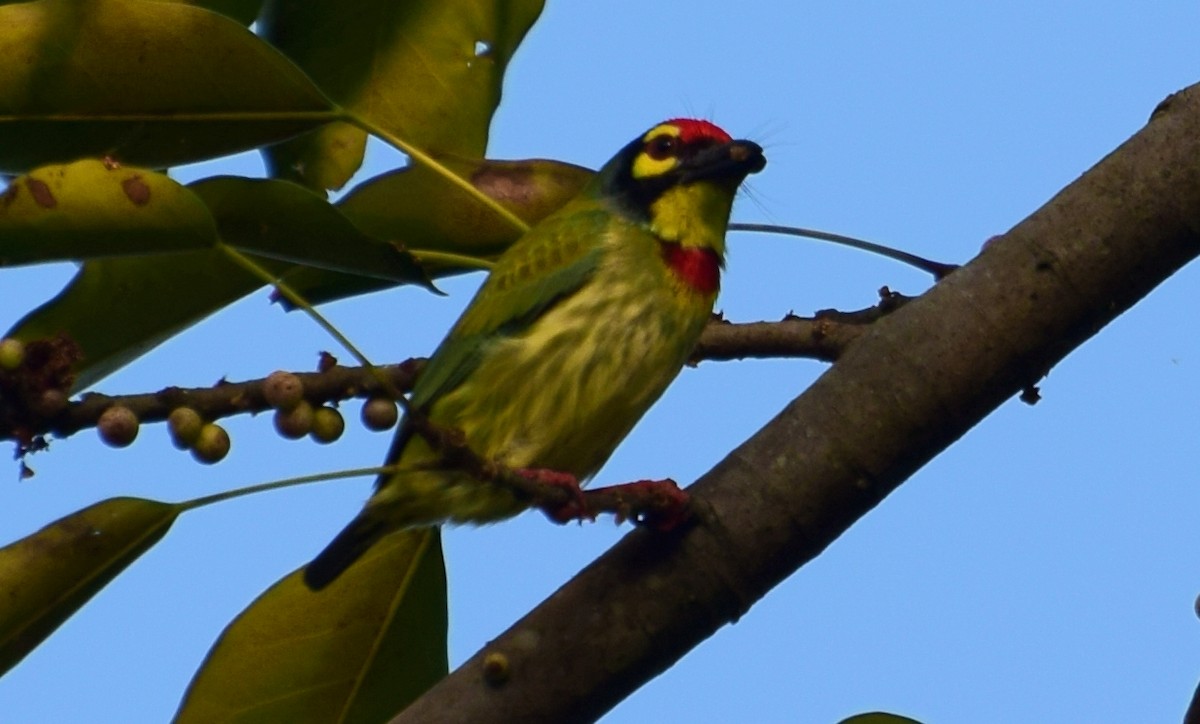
305 119 765 589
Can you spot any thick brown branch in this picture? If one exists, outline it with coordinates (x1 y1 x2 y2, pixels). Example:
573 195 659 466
390 83 1200 723
1186 675 1200 724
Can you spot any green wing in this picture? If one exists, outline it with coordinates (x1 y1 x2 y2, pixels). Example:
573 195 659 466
410 204 611 410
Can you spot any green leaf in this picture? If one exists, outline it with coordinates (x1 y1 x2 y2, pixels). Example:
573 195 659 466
5 250 279 390
278 157 592 307
342 156 592 265
0 160 218 267
176 529 448 724
189 177 431 287
0 497 182 676
260 0 546 190
275 267 401 309
6 156 567 384
2 157 591 383
0 0 337 172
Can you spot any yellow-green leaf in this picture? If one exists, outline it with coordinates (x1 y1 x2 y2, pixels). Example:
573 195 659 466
277 157 591 307
342 156 592 266
150 0 264 26
274 268 400 309
6 250 281 390
0 497 182 676
189 177 431 287
0 0 337 172
176 529 448 724
0 160 218 267
3 157 591 383
260 0 545 190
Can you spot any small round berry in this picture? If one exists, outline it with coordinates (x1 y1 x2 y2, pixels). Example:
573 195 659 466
310 406 345 444
0 338 25 371
274 400 314 439
98 406 139 448
191 423 231 464
263 370 305 411
361 397 399 431
167 407 204 449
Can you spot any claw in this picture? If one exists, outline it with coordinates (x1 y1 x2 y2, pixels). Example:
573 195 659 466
518 468 594 524
596 478 692 531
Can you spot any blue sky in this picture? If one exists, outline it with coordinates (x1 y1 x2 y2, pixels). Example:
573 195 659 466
1 2 1198 722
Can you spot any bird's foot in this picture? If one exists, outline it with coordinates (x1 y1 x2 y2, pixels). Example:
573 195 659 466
518 468 594 524
595 478 692 532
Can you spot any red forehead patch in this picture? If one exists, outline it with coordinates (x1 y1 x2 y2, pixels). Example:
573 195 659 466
663 118 732 144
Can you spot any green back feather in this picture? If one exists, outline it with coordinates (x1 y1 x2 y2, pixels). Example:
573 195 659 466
411 203 612 410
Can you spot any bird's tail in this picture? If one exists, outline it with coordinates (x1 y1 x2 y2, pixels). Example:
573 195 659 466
303 513 388 591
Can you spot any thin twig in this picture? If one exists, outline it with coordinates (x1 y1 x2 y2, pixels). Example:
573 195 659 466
729 222 958 279
2 302 908 444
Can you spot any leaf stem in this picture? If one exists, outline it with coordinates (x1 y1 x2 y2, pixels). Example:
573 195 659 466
728 222 958 279
216 244 413 407
180 466 393 511
409 249 496 271
216 244 376 369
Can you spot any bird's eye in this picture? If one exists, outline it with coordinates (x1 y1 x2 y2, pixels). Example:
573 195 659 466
645 135 678 161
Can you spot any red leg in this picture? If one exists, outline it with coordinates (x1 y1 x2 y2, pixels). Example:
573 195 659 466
591 478 692 531
517 468 594 524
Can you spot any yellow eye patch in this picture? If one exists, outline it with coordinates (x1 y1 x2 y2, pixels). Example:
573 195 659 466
631 124 682 179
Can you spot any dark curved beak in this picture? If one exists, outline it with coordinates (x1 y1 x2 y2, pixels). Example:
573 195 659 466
681 139 766 185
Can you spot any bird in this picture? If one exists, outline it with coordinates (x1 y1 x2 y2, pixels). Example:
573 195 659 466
304 118 766 590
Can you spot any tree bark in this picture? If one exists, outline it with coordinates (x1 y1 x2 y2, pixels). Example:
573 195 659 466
392 83 1200 724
